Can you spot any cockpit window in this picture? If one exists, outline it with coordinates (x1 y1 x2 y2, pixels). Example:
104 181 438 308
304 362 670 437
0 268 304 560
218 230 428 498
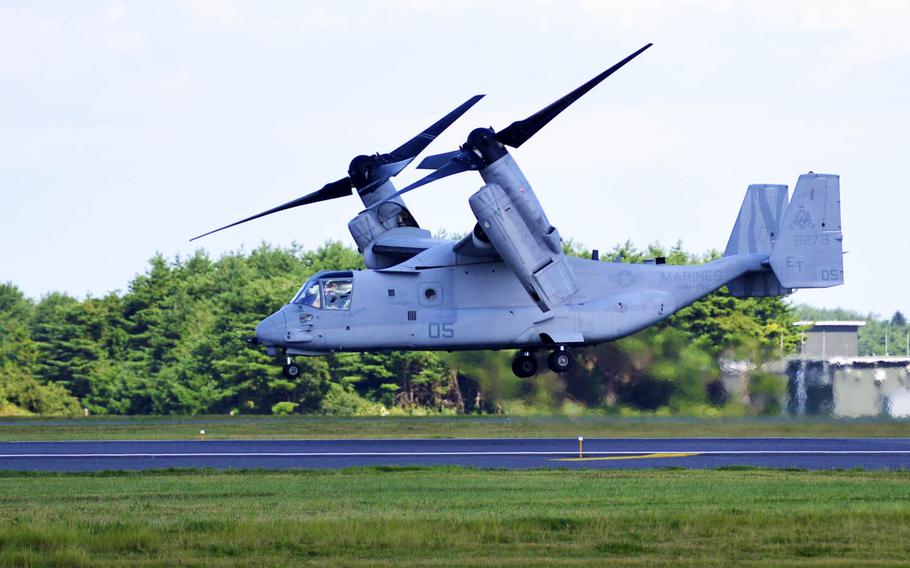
293 280 322 308
322 278 353 310
292 272 354 310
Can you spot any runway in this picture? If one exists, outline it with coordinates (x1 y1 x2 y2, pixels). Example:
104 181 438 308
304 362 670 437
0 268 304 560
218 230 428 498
3 438 910 471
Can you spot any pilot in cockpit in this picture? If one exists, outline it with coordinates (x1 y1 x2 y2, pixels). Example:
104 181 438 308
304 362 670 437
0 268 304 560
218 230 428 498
324 281 339 308
323 279 353 310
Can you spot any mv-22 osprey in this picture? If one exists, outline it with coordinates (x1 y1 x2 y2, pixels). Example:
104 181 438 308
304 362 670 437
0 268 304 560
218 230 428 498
194 43 845 379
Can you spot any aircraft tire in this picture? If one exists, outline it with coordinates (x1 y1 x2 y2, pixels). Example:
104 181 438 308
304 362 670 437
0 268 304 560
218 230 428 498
546 348 574 373
282 362 301 379
512 352 538 378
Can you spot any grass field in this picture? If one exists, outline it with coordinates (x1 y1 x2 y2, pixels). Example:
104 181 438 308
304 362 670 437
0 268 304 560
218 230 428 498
0 467 908 567
3 415 910 441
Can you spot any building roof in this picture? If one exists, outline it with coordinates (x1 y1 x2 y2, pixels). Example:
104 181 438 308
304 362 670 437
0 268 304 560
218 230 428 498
793 320 867 328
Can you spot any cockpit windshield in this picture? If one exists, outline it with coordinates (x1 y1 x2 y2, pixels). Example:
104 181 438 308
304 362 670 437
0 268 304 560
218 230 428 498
294 280 322 308
292 271 354 310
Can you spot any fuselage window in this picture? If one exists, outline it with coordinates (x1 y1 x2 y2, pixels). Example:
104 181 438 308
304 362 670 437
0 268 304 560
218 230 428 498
322 278 353 310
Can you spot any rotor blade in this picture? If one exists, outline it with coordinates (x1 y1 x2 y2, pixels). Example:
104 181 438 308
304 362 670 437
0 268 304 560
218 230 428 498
190 177 352 241
380 94 485 177
495 43 652 148
368 156 476 211
366 157 414 188
416 150 463 170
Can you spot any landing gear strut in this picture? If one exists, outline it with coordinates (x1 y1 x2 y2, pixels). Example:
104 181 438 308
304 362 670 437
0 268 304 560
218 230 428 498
512 351 538 378
546 346 574 373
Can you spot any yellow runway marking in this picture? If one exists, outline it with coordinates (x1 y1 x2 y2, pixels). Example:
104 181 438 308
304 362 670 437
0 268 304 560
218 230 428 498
551 452 701 462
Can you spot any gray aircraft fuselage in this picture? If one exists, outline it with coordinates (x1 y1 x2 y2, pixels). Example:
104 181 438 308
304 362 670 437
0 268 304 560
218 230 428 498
203 46 842 377
254 145 841 359
255 253 766 355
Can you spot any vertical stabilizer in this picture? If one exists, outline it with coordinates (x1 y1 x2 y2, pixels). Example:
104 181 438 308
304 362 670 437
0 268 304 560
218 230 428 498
769 173 843 288
724 184 789 256
725 184 790 297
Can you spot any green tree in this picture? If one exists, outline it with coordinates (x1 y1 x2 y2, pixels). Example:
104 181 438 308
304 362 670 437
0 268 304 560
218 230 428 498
0 283 80 415
31 292 107 401
562 326 717 412
441 351 516 413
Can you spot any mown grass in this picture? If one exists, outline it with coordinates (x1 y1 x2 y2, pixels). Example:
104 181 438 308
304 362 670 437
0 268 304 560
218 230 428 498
0 467 909 566
3 415 910 441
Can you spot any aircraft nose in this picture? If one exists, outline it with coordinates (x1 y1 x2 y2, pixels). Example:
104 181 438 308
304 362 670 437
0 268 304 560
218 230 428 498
255 310 287 345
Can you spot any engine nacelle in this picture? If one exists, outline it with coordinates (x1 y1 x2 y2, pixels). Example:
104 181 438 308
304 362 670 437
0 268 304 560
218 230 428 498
348 204 419 253
348 209 386 252
469 183 578 311
348 177 420 256
479 154 553 237
469 223 495 252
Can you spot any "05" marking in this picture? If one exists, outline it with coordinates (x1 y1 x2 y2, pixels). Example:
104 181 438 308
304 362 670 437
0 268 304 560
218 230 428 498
428 323 455 339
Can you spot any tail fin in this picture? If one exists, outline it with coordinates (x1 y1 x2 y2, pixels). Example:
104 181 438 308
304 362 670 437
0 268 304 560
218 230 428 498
725 184 789 257
725 184 790 297
769 173 843 288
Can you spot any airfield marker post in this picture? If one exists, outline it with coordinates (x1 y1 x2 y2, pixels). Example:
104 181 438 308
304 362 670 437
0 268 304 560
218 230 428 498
578 436 584 458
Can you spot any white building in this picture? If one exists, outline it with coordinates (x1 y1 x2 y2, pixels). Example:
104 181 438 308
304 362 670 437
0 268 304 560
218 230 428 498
786 321 910 418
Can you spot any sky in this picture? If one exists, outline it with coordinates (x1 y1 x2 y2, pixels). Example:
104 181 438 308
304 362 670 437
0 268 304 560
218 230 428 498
1 0 908 318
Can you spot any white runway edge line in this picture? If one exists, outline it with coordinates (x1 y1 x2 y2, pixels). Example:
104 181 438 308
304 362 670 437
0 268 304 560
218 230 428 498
4 437 899 443
5 450 910 458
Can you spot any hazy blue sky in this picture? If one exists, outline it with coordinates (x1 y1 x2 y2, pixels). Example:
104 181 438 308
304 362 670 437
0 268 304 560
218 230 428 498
2 0 908 317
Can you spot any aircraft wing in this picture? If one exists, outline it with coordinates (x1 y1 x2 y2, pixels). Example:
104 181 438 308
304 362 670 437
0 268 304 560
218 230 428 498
370 232 450 258
366 228 463 269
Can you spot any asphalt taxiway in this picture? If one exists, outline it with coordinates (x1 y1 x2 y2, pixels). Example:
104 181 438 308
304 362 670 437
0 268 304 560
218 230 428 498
2 438 910 471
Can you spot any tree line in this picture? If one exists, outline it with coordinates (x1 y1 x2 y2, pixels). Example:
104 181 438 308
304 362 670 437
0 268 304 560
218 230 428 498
0 240 802 416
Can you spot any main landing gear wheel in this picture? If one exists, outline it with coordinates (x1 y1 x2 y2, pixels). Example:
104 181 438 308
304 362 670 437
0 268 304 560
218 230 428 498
282 362 301 379
547 347 574 373
512 351 538 378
